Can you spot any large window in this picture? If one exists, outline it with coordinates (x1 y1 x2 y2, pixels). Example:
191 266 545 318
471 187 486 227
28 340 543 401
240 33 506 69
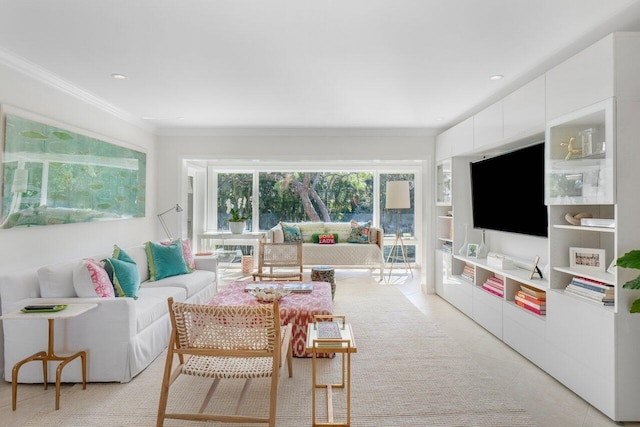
199 163 421 266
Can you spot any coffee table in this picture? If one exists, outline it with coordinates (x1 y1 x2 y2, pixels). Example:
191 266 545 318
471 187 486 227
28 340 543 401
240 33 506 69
210 281 333 357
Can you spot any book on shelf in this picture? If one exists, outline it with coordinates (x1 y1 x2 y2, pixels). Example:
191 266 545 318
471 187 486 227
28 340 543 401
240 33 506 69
565 285 611 305
482 281 504 295
482 284 504 298
485 276 504 288
571 277 614 294
515 294 546 310
519 284 546 299
316 321 342 339
515 300 546 315
283 283 314 293
515 290 546 304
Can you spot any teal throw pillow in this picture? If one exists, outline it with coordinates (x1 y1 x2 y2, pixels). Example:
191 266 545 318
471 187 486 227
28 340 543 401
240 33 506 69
280 222 303 243
104 257 140 299
113 244 136 264
348 220 371 244
146 241 188 281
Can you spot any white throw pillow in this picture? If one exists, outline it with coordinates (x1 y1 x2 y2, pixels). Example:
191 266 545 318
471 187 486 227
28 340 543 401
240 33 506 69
38 261 77 297
73 258 115 298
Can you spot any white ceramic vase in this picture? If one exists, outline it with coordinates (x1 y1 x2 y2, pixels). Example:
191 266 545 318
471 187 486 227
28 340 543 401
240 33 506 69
229 221 245 234
458 224 468 255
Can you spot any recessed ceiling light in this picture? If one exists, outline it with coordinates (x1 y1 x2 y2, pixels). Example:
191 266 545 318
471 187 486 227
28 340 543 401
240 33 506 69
111 73 127 80
490 74 504 81
435 117 444 122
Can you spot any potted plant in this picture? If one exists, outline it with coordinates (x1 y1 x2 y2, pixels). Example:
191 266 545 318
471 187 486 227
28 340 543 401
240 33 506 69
226 197 249 234
616 250 640 312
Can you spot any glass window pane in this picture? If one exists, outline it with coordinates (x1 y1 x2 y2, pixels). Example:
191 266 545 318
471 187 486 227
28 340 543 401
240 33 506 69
257 171 373 229
216 173 253 231
380 173 415 238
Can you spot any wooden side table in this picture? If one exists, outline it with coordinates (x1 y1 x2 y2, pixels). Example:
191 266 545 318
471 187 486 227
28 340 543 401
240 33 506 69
0 303 98 410
305 315 357 427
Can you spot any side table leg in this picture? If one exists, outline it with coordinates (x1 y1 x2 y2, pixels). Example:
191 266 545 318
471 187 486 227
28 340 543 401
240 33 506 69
11 351 46 411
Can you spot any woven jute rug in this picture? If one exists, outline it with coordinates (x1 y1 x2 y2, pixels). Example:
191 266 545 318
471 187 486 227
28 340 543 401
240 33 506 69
22 281 537 426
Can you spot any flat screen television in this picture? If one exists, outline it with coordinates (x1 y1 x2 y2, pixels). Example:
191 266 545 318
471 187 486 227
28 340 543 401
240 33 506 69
470 142 548 237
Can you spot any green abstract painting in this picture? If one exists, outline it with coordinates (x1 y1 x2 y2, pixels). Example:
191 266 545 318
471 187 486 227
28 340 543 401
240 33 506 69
1 112 146 229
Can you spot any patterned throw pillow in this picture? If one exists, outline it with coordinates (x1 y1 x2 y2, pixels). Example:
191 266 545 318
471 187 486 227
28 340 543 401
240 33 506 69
280 222 303 242
348 220 371 244
146 241 189 281
312 233 338 244
73 258 115 298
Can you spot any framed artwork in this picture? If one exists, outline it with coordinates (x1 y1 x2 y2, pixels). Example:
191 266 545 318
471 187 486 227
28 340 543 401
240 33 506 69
467 243 478 258
569 247 606 272
528 255 543 280
607 259 616 274
0 106 146 229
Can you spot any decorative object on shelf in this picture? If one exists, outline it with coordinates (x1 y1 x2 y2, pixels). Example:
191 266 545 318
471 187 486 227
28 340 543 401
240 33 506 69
384 181 413 280
560 136 581 160
564 212 592 226
458 223 469 256
487 252 514 269
616 250 640 313
569 247 606 272
229 221 245 234
528 255 544 280
477 229 488 258
157 204 183 240
466 243 478 258
579 128 594 156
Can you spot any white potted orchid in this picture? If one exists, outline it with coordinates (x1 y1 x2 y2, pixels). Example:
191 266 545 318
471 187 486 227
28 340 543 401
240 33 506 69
226 197 249 234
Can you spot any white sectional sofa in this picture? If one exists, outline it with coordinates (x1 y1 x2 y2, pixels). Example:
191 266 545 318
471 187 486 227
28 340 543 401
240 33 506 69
270 221 385 278
0 242 217 384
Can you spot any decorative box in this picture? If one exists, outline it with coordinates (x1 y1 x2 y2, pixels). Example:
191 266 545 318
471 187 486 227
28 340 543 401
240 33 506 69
486 253 514 270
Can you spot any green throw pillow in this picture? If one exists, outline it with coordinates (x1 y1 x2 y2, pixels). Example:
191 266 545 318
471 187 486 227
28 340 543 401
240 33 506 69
312 233 339 244
104 257 140 299
145 241 188 281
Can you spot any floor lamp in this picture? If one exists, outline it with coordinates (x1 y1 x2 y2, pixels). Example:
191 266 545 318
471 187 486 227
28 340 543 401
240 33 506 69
385 181 413 281
158 204 183 240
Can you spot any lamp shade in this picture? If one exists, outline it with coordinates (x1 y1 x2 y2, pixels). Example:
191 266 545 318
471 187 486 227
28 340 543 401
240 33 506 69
385 181 410 209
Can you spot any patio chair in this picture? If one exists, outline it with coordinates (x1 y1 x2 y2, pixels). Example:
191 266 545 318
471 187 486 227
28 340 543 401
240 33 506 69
252 242 304 281
157 298 293 427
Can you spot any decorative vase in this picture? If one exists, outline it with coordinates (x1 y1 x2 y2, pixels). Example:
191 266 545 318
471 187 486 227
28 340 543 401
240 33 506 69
229 221 245 234
458 224 469 255
477 229 488 258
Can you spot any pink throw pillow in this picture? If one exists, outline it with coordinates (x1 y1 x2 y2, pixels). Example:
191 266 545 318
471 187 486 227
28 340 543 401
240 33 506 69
73 258 115 298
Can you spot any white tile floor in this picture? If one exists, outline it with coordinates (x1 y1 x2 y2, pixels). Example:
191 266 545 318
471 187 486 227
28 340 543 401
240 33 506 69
1 268 639 426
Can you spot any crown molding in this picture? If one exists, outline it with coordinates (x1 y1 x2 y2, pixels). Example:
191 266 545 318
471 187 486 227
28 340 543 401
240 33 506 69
0 47 154 133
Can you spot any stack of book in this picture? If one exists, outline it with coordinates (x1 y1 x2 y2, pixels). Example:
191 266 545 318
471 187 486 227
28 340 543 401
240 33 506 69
441 241 453 254
565 276 614 306
482 276 504 297
461 264 475 282
515 286 546 315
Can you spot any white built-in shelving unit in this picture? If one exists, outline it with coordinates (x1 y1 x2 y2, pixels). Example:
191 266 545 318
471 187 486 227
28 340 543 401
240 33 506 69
433 32 640 422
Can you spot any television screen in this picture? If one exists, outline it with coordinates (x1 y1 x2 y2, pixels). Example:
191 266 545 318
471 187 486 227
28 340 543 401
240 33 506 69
470 142 548 237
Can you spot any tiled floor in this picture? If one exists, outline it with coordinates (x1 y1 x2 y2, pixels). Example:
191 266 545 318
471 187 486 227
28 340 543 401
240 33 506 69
2 268 639 426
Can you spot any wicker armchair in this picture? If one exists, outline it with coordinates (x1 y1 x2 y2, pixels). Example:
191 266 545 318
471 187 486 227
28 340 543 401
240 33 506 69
157 298 293 427
252 242 303 281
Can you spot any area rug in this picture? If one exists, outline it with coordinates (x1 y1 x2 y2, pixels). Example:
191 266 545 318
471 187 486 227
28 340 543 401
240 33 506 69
23 282 537 426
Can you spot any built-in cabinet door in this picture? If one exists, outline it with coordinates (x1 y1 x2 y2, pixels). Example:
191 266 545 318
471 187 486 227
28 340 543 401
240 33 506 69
473 101 503 151
503 75 546 140
546 34 614 121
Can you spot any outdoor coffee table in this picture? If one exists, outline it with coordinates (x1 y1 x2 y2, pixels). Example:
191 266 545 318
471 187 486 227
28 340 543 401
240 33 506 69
210 281 333 357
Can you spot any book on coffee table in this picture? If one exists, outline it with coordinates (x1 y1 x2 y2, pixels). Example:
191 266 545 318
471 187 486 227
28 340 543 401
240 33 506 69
283 283 313 293
244 283 279 291
316 321 342 339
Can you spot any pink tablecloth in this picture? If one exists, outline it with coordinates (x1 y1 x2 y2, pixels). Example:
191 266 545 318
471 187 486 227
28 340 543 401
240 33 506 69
210 281 334 357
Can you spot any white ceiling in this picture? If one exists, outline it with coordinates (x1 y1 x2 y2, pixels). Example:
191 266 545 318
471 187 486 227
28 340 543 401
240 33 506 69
1 0 640 134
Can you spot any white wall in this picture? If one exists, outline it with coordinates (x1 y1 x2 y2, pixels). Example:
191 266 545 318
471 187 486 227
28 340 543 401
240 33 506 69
0 63 158 274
